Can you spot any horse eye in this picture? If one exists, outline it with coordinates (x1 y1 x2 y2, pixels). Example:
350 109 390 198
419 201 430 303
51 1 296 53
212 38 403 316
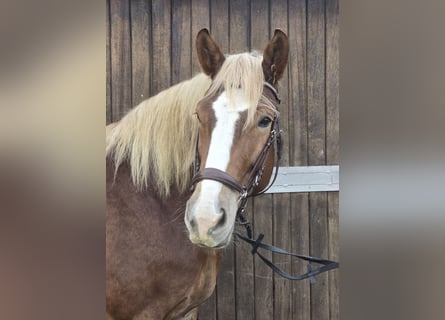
194 112 201 122
258 116 272 128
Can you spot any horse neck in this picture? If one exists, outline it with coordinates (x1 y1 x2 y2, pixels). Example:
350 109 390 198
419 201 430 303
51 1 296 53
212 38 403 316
106 157 191 213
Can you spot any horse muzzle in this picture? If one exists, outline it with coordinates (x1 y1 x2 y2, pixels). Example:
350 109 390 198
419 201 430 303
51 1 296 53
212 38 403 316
184 181 238 248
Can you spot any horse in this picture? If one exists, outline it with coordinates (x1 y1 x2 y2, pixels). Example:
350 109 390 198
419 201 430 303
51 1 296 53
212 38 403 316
106 28 289 320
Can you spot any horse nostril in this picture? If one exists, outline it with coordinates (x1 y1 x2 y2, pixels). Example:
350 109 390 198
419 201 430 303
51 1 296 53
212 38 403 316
208 209 227 235
215 208 227 229
188 216 197 231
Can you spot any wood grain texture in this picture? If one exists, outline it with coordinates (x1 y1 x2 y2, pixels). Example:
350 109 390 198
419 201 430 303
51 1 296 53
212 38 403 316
131 0 151 107
216 248 236 320
307 1 329 319
272 192 292 320
229 0 249 53
290 192 310 320
110 0 132 121
172 0 192 84
270 1 293 319
250 2 273 320
288 0 308 168
326 1 340 319
210 0 229 53
252 195 274 320
307 0 326 167
308 192 329 320
287 7 309 317
151 0 171 94
234 199 255 320
327 192 339 320
326 0 339 166
106 0 112 124
191 0 210 75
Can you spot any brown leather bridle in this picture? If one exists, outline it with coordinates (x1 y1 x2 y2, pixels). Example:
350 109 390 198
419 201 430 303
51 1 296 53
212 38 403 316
188 82 339 282
190 82 283 203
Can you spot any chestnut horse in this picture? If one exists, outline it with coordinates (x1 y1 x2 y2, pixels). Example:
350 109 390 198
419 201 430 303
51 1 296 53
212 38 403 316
106 29 289 320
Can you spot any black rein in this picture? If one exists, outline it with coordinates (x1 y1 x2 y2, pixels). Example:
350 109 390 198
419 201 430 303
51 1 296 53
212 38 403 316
190 82 339 282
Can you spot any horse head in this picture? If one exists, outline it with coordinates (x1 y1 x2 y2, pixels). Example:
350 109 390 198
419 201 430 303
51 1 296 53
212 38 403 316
184 29 289 248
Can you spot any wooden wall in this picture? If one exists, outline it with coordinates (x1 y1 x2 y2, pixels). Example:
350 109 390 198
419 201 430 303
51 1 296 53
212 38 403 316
106 0 339 319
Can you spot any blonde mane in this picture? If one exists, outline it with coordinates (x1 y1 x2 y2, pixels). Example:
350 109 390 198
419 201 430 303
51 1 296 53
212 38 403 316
106 52 268 197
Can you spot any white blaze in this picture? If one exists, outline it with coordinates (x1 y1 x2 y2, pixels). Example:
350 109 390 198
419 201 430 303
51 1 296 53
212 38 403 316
199 91 248 198
190 90 249 242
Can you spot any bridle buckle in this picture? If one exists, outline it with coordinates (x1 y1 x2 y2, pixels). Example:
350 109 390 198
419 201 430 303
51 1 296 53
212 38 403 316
239 189 248 201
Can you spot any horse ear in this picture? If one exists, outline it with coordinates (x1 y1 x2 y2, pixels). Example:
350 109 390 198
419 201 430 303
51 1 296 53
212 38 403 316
262 29 289 85
196 29 225 78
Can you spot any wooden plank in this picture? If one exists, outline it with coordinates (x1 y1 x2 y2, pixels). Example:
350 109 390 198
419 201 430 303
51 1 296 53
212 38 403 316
216 246 236 320
308 192 329 320
250 2 273 320
252 195 274 320
151 0 171 94
229 2 255 319
287 2 310 319
270 0 290 168
106 0 112 124
270 1 292 319
230 0 249 53
198 291 216 320
327 191 339 320
288 0 308 170
210 0 229 52
250 0 269 50
234 198 255 320
131 0 151 107
191 0 210 75
326 0 339 166
172 0 192 84
307 0 326 167
325 0 340 319
307 0 329 319
209 2 235 319
110 0 132 121
272 192 291 320
290 192 311 320
265 166 339 194
270 2 292 320
191 3 214 320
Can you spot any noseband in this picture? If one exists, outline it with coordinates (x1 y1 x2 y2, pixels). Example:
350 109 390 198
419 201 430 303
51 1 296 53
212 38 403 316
190 82 282 200
189 82 339 281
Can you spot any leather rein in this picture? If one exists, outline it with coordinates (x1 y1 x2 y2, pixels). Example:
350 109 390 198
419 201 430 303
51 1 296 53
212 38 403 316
190 82 339 282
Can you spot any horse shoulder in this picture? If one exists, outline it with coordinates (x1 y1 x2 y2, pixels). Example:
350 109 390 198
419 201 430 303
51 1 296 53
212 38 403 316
106 159 221 319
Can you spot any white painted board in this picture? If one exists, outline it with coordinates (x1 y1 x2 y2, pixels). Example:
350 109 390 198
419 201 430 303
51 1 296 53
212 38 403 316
265 165 339 193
